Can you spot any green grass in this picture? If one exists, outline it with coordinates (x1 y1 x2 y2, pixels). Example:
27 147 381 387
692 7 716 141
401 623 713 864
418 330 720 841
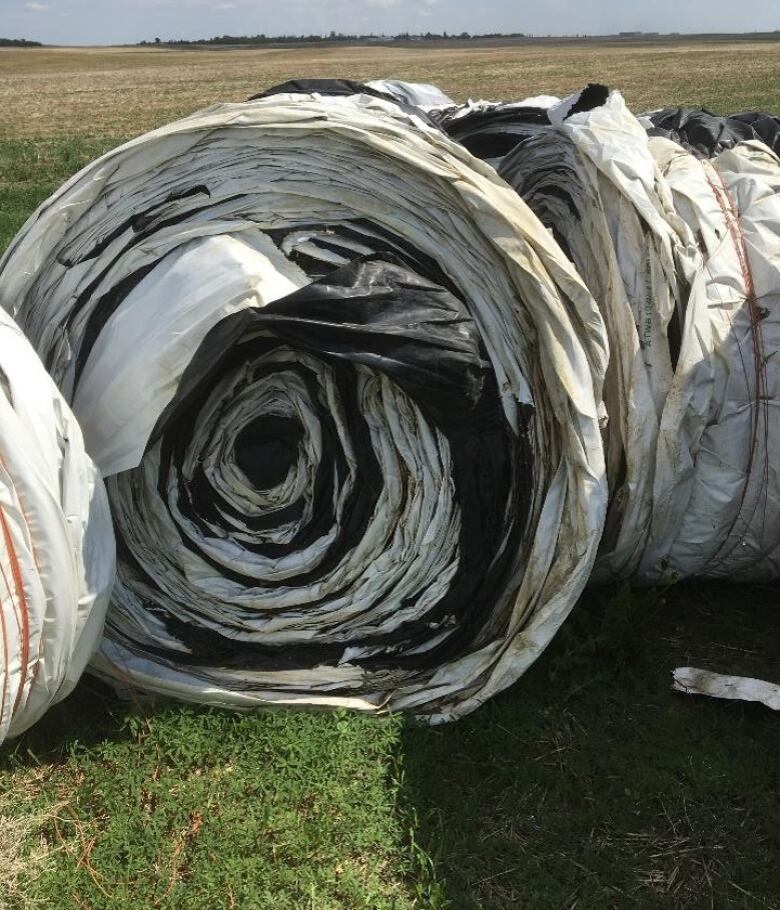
1 135 779 910
402 585 780 909
1 583 777 909
0 138 121 252
3 704 415 910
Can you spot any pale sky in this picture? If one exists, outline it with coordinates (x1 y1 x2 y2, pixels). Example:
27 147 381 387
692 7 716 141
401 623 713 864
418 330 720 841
3 0 779 46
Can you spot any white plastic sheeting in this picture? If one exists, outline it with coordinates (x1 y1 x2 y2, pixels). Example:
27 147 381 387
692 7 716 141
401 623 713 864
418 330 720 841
648 137 780 581
0 91 608 722
498 88 780 585
365 79 455 110
673 668 780 710
0 309 115 744
471 84 780 710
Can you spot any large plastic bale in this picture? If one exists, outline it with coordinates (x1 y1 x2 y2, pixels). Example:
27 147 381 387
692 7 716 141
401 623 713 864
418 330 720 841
499 88 701 581
0 309 115 744
497 86 780 584
646 136 780 581
362 81 780 705
0 89 608 722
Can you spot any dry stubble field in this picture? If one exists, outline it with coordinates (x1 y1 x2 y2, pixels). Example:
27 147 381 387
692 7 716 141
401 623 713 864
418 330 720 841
2 38 780 138
0 38 779 910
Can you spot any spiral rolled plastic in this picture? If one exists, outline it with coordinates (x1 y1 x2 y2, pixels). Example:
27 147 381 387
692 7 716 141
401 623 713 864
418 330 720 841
443 82 780 705
0 90 608 721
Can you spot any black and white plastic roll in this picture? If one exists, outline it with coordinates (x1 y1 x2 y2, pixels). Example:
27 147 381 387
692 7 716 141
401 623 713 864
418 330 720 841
450 81 780 704
0 90 608 721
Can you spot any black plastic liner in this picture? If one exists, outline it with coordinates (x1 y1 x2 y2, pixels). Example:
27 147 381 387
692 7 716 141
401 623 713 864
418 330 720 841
440 83 611 164
443 103 551 161
647 107 780 158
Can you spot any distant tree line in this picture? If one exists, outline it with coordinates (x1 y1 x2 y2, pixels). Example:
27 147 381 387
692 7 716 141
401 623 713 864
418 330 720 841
0 38 43 47
139 31 527 47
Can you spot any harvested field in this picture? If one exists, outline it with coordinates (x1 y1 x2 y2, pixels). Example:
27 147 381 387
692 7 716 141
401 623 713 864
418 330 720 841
2 39 780 138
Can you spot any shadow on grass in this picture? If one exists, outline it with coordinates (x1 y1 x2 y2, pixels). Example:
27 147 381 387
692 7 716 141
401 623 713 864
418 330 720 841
1 583 778 909
0 678 149 773
398 583 780 909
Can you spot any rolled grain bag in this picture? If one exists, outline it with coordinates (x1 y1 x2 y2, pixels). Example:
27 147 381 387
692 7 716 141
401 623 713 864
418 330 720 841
499 87 705 583
500 87 780 585
0 91 609 722
645 137 780 582
418 81 780 586
545 121 780 703
490 85 780 706
0 309 115 744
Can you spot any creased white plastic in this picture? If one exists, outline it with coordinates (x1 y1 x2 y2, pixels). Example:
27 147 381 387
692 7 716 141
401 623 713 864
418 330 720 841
0 309 115 743
647 139 780 581
366 79 454 109
73 232 308 476
673 668 780 710
501 90 706 582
